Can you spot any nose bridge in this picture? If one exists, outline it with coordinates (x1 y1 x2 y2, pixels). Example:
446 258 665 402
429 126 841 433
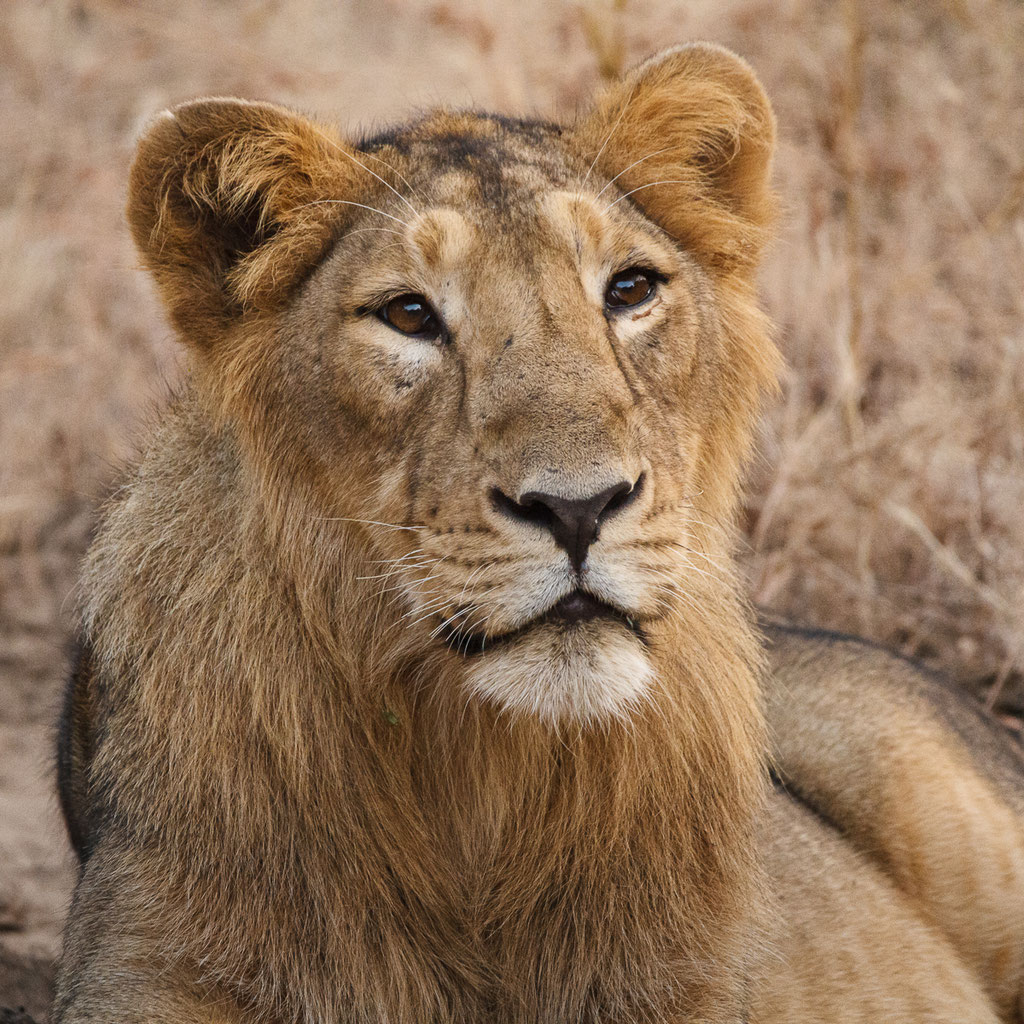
473 320 640 500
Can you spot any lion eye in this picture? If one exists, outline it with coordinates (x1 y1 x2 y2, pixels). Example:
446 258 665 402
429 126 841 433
379 294 442 340
604 269 657 310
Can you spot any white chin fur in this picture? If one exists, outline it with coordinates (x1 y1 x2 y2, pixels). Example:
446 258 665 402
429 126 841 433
462 621 654 727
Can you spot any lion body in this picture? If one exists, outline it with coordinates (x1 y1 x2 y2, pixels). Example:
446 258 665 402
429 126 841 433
54 45 1024 1023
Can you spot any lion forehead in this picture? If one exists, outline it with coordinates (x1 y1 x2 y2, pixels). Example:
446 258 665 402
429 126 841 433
537 190 612 250
407 208 477 273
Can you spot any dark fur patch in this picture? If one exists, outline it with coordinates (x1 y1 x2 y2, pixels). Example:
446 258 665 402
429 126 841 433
358 112 569 217
357 112 560 155
57 638 96 863
768 766 847 838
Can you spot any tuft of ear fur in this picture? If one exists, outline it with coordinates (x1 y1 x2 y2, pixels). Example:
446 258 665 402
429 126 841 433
127 99 359 345
572 43 777 274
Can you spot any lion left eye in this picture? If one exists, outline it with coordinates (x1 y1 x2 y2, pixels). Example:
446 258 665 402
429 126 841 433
378 294 443 341
604 268 658 310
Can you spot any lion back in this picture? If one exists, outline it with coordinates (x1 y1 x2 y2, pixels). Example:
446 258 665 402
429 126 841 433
763 622 1024 1020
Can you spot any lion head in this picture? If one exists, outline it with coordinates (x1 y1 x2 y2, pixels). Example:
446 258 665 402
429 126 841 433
126 43 779 727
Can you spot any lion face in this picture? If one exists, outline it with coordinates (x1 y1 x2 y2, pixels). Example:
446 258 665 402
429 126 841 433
127 45 779 724
287 143 723 723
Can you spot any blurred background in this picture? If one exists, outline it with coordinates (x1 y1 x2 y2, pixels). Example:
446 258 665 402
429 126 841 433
2 0 1023 1015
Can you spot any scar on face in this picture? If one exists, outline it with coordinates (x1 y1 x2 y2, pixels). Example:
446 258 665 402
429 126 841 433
631 297 663 321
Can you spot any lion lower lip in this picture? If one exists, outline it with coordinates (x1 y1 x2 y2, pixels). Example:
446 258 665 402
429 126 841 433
439 590 644 657
544 591 621 625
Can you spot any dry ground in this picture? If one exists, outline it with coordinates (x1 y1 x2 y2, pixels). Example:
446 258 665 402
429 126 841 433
1 0 1023 1016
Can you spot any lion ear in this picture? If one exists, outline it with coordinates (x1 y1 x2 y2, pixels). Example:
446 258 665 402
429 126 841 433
127 98 359 346
571 44 777 274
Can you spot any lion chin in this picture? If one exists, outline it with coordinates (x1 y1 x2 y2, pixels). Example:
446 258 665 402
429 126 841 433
462 620 654 726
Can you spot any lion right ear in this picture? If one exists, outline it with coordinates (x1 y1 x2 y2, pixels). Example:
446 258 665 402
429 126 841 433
127 99 360 347
570 44 777 275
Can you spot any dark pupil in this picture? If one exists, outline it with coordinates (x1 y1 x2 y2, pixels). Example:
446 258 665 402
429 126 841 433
386 295 433 334
608 272 652 308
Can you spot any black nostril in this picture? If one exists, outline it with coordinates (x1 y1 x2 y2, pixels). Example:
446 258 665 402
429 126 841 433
489 487 557 531
491 474 644 573
604 472 644 516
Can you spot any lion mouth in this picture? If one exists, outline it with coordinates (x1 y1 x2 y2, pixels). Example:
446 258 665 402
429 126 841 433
439 589 646 657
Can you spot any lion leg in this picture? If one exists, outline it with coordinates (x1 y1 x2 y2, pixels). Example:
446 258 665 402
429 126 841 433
54 973 248 1024
54 933 249 1024
762 623 1024 1021
54 865 251 1024
755 793 1003 1024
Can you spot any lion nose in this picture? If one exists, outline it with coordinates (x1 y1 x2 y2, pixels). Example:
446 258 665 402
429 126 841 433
491 475 644 572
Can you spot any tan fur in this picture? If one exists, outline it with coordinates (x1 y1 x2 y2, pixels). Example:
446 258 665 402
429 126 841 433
762 623 1024 1022
54 43 1024 1023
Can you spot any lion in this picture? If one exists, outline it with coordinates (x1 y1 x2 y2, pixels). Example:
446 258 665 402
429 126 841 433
52 43 1024 1023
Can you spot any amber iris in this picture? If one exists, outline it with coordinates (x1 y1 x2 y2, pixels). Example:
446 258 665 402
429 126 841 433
380 294 441 339
605 269 656 310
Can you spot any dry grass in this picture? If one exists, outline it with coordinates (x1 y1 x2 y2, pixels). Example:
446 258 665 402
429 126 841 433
1 0 1023 964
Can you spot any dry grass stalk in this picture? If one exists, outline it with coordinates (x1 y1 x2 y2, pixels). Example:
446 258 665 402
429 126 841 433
579 0 629 81
838 0 865 439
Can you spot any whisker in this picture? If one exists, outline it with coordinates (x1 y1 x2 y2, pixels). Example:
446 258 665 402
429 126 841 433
291 198 411 229
405 582 500 636
375 560 450 604
646 559 728 588
338 226 407 242
399 580 487 627
367 547 428 565
374 576 444 601
675 496 735 538
356 560 439 582
312 516 423 531
401 598 454 630
652 581 702 619
322 137 421 220
356 147 426 204
666 543 732 575
464 608 494 643
593 147 674 201
604 180 692 213
448 611 488 657
429 605 475 640
456 562 489 607
579 82 638 194
643 565 708 598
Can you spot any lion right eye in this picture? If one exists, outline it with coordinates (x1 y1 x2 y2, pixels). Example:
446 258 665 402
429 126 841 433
377 294 443 341
604 268 659 311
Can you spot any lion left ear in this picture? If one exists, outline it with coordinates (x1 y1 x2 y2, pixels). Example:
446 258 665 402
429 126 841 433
127 98 362 347
570 43 777 274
